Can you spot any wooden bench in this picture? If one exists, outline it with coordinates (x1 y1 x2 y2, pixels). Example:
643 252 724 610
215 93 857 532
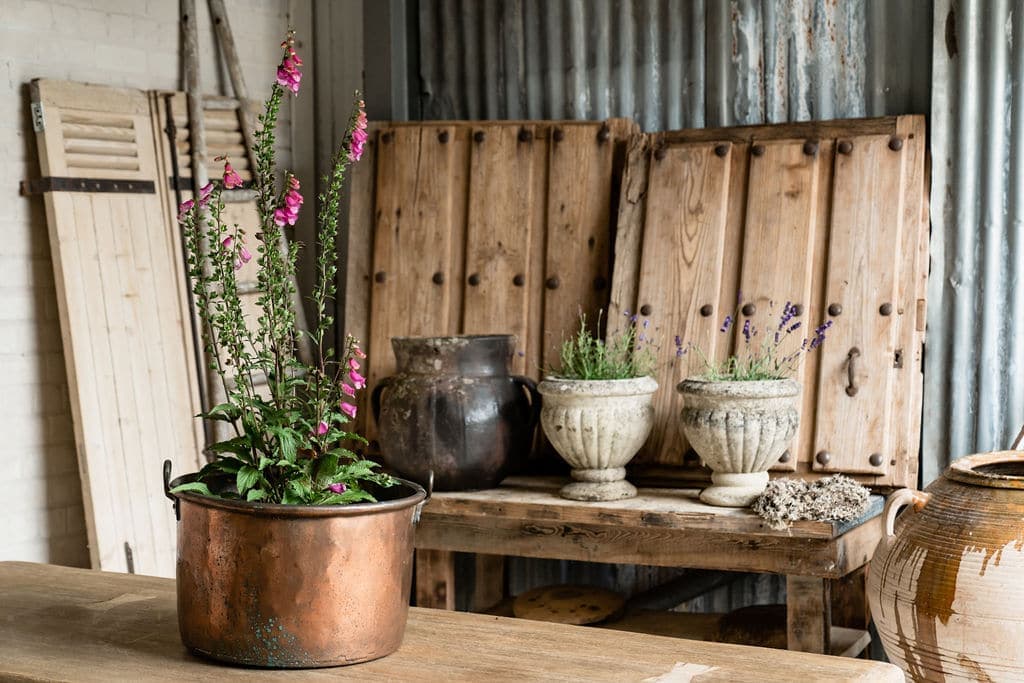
0 562 902 681
414 476 884 654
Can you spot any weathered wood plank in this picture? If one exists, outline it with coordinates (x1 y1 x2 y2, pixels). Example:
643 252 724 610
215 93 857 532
735 140 820 462
542 124 616 369
813 135 905 476
462 124 536 373
633 142 731 465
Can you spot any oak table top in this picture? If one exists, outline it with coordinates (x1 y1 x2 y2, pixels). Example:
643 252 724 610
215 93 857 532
0 562 902 682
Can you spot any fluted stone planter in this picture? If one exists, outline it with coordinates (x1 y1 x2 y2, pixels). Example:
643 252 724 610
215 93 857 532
538 376 658 501
677 378 800 507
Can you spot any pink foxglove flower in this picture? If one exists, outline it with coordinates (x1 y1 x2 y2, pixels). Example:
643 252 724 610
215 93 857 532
348 100 368 161
348 357 360 371
222 235 234 249
349 370 366 390
177 198 194 220
340 402 357 419
276 39 303 94
238 245 252 264
340 383 355 397
199 181 214 201
222 161 244 189
354 346 366 359
327 482 347 494
314 421 328 436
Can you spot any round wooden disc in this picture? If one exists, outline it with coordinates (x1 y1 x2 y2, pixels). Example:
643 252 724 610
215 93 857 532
512 584 625 625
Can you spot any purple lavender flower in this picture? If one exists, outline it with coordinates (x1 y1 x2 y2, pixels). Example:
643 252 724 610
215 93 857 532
786 321 802 334
808 320 832 350
742 319 752 343
720 315 733 333
777 301 795 331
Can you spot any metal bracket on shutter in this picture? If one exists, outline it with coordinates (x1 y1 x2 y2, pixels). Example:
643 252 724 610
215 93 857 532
31 102 45 132
20 177 155 195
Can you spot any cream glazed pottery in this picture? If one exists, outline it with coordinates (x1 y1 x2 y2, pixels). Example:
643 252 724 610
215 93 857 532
538 376 657 501
868 450 1024 682
676 378 800 507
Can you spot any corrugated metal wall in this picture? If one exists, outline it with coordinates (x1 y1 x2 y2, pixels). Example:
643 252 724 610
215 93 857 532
415 0 936 610
416 0 932 129
924 0 1024 484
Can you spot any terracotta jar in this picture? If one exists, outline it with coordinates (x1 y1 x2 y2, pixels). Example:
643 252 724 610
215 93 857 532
868 450 1024 681
372 335 539 491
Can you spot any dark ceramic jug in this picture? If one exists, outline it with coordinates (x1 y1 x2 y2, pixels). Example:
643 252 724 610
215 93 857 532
371 335 540 491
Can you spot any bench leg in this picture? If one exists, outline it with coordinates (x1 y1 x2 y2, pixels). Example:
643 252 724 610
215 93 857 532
472 554 506 612
787 575 832 653
415 549 455 610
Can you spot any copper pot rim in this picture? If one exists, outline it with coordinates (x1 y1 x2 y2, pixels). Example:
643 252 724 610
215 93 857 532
168 475 427 518
946 450 1024 490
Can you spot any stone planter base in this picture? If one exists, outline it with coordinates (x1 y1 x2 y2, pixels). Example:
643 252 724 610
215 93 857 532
560 467 637 501
699 471 769 507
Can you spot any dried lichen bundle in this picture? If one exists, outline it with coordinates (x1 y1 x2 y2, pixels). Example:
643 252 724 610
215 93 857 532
751 475 870 530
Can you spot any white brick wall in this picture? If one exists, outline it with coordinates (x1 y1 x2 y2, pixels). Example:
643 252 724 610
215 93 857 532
0 0 301 567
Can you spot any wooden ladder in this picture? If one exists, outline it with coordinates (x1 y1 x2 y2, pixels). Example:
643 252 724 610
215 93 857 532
177 0 311 444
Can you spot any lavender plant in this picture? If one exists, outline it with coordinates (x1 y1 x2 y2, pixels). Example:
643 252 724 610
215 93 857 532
676 301 832 381
171 32 394 505
548 311 656 380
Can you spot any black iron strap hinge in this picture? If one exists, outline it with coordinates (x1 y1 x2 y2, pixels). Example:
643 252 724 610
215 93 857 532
20 177 156 195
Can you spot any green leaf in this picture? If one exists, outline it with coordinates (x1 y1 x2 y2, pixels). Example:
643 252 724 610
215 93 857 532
246 488 268 502
314 452 340 484
201 402 241 422
269 426 298 463
257 455 274 471
207 457 244 474
208 435 251 457
236 465 260 495
285 478 312 503
170 481 212 496
321 488 376 505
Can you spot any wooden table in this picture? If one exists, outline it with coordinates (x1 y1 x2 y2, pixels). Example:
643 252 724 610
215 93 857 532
0 562 902 681
414 477 885 654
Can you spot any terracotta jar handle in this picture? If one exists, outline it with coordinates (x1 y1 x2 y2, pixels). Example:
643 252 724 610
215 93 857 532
884 488 932 538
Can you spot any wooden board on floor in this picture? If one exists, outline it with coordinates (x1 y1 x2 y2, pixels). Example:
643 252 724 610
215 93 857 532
30 80 203 577
0 562 904 682
610 116 929 489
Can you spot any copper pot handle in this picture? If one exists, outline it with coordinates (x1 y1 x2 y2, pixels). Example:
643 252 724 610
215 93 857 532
163 459 181 521
883 488 931 538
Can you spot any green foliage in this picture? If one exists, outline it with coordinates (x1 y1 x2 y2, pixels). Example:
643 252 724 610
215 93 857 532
171 34 394 505
547 311 655 380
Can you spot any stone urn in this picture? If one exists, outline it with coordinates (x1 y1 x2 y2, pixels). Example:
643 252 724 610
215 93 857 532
868 449 1024 681
537 376 657 501
676 378 800 507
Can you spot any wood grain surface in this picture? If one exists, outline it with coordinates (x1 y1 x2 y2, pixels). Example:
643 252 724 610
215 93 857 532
0 562 904 682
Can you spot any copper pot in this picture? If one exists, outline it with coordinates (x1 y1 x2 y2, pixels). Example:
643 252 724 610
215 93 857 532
868 449 1024 681
163 461 427 668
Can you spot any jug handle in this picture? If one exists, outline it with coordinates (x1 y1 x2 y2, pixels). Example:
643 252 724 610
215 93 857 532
370 376 394 423
883 488 931 538
512 375 542 429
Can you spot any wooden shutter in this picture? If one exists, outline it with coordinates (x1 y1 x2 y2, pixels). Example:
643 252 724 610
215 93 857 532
611 116 929 489
30 79 203 576
351 120 637 442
